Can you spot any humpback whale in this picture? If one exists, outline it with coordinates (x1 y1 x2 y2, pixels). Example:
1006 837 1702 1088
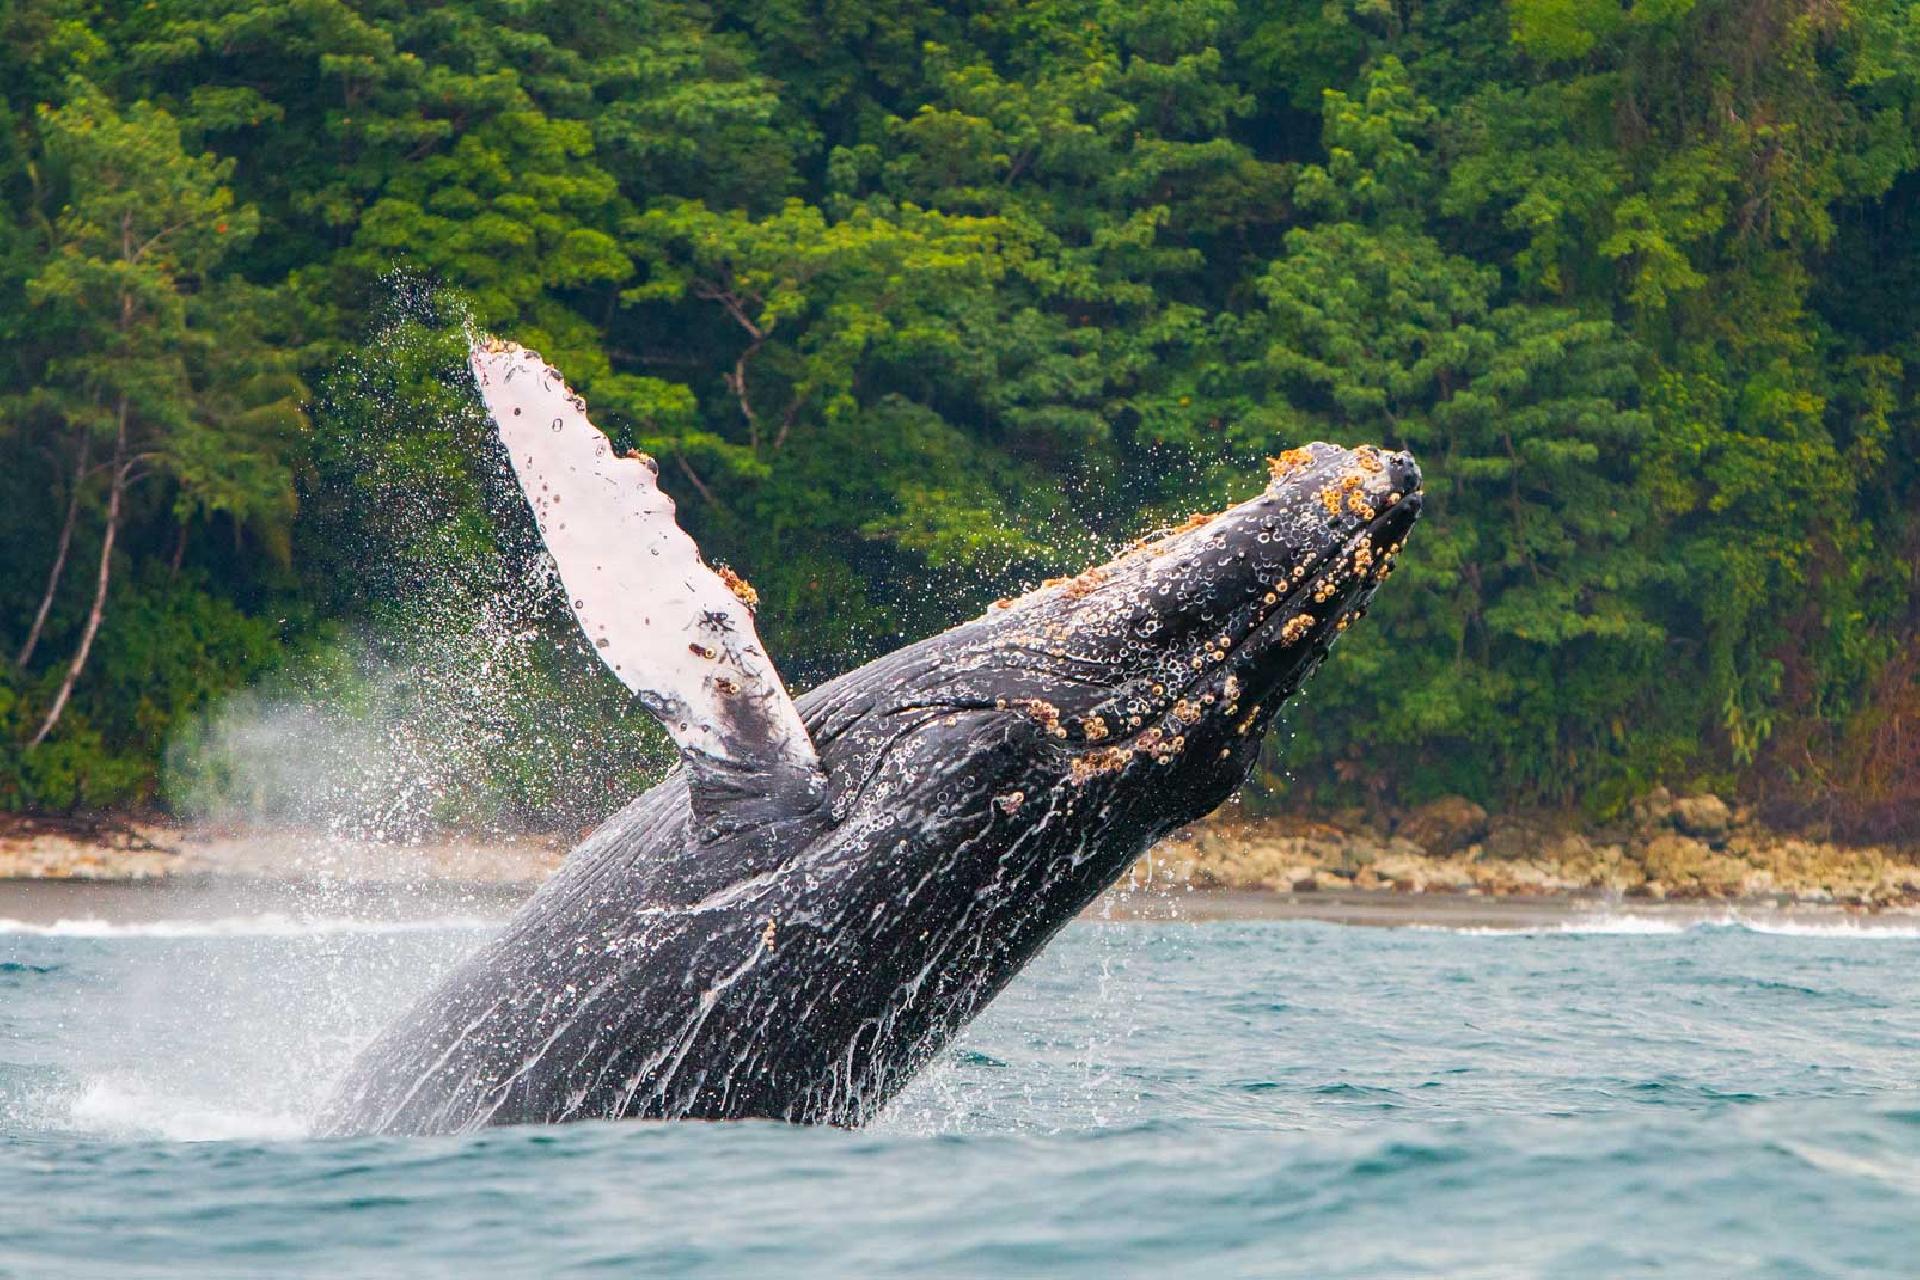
317 338 1421 1135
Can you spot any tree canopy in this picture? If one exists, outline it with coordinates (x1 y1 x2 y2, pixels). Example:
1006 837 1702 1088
1 0 1915 836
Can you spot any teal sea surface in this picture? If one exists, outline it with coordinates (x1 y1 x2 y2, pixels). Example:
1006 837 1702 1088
2 906 1917 1277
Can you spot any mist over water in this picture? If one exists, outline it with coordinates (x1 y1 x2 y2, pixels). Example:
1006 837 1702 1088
168 613 656 843
167 289 668 845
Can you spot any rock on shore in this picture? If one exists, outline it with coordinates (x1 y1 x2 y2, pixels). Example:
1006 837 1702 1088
1138 792 1920 910
7 791 1915 910
0 819 182 881
0 817 565 886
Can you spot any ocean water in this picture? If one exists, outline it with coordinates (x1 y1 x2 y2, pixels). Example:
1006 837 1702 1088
1 905 1917 1277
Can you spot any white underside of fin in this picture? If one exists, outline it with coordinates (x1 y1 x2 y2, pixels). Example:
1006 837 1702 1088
469 337 818 783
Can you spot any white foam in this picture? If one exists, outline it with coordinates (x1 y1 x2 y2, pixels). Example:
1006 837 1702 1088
66 1076 308 1143
1719 917 1920 939
0 913 499 938
1780 1140 1920 1195
1424 913 1920 939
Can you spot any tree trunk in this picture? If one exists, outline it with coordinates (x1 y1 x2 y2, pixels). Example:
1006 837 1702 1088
29 414 126 748
16 430 92 668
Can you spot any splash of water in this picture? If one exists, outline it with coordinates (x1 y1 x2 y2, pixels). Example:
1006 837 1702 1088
0 915 499 938
168 280 668 855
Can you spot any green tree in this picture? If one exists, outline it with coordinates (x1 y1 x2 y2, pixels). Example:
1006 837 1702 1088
13 85 302 750
0 0 1913 829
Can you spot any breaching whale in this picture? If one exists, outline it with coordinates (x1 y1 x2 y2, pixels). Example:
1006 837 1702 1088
317 338 1421 1135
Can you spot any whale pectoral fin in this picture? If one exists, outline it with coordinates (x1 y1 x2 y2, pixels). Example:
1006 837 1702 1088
469 336 825 832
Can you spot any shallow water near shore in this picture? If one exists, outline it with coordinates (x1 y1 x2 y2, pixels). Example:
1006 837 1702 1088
2 892 1917 1277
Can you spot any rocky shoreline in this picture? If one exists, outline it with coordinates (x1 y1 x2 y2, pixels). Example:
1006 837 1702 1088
1140 790 1920 910
0 816 566 886
5 788 1917 911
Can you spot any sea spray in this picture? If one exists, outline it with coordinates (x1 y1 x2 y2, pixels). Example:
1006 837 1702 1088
138 283 666 1132
6 920 495 1142
166 280 669 852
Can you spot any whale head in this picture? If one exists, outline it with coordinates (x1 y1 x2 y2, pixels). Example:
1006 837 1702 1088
981 441 1421 824
816 442 1422 846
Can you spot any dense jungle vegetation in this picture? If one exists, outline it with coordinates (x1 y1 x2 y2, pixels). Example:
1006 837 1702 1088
1 0 1916 836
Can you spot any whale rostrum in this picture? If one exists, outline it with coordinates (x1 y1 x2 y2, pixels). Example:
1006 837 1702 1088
316 337 1422 1135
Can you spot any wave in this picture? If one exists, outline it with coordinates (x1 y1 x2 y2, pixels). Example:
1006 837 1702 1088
0 913 500 939
1779 1139 1920 1196
1726 917 1920 939
1426 913 1920 940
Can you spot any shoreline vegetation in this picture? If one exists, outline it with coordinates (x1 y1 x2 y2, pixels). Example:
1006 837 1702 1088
9 786 1916 914
2 0 1917 842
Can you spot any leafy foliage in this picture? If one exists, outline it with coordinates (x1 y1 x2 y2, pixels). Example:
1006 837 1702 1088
0 0 1915 833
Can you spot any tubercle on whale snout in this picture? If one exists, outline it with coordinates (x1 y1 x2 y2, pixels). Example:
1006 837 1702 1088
960 443 1422 782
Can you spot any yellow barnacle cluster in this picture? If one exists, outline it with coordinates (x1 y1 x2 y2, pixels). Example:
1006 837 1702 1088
1008 697 1068 739
1268 448 1315 481
1370 539 1405 583
1122 725 1183 766
1058 566 1111 600
1328 471 1373 520
715 565 760 610
1070 745 1136 785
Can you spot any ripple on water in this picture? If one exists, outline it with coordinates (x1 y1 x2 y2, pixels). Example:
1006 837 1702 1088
0 916 1915 1277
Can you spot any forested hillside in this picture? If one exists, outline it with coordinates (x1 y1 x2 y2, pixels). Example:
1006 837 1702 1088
1 0 1916 835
